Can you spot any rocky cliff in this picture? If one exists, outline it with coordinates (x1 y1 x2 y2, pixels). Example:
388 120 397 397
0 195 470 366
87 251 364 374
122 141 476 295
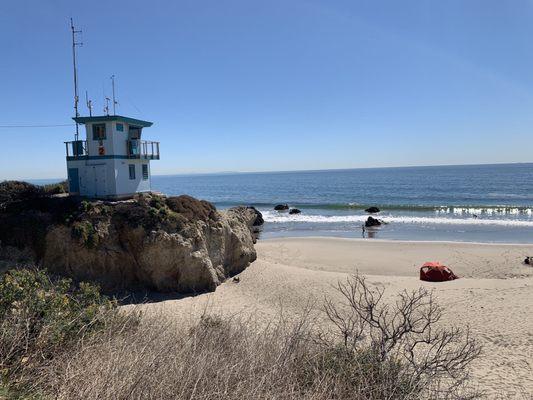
0 182 262 292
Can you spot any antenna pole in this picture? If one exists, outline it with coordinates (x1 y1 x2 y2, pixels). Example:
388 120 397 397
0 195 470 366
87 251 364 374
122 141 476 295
70 18 82 141
85 90 93 117
111 75 117 115
104 97 110 116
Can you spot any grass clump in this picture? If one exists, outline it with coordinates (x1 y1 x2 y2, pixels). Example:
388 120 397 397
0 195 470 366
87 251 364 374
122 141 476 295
0 268 129 394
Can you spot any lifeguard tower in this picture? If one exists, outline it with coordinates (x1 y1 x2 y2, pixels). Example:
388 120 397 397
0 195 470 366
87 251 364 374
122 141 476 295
64 20 160 199
65 115 160 199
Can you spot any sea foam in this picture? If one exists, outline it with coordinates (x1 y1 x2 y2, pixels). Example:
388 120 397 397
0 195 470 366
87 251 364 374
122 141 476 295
261 211 533 227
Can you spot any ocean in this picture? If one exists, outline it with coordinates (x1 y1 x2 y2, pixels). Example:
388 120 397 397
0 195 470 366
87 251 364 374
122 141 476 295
151 163 533 244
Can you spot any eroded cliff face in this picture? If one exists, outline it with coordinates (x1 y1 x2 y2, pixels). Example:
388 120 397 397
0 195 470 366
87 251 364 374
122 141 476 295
0 185 262 292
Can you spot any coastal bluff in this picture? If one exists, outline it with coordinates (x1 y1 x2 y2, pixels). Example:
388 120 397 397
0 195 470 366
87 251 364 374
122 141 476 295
0 181 262 292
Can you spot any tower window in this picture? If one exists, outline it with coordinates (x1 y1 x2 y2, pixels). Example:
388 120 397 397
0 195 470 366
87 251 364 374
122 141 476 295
129 126 141 139
116 123 124 132
142 164 149 180
129 164 136 180
92 123 106 140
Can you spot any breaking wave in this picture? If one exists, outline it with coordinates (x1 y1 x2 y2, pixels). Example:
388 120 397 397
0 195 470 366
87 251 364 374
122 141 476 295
261 211 533 227
217 202 533 216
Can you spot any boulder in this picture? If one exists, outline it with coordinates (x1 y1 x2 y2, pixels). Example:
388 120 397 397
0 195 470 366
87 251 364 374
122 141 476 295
365 216 382 227
289 208 301 214
274 204 289 211
247 206 264 226
0 186 259 293
365 206 380 214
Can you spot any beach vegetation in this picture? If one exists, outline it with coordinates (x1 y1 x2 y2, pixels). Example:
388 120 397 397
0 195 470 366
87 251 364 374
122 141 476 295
71 220 99 248
0 267 480 399
0 268 131 395
323 274 482 398
8 277 479 400
42 181 68 195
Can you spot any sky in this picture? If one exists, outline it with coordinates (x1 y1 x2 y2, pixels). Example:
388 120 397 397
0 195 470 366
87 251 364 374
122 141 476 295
1 0 533 179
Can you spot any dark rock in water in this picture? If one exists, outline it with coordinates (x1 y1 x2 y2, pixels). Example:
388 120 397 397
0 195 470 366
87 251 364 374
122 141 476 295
247 206 264 226
365 206 380 214
274 204 289 211
289 208 301 215
365 216 382 227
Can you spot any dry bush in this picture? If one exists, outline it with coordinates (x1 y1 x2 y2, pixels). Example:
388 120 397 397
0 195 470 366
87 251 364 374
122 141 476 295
323 274 482 399
40 277 481 400
44 313 322 400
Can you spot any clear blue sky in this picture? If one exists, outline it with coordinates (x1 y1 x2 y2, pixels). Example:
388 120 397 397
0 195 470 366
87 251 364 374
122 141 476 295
1 0 533 179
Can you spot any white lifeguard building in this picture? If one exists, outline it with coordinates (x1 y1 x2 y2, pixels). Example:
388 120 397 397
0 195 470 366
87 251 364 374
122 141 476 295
65 115 160 199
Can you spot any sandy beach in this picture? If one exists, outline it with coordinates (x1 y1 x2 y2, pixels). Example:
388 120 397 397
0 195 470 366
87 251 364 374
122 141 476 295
139 238 533 398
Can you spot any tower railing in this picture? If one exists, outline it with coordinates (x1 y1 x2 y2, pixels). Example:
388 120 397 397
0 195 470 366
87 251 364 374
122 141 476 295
65 140 88 158
127 140 160 160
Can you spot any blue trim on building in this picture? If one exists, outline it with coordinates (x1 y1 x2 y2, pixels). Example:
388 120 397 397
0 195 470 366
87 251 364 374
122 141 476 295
73 115 153 127
66 155 160 161
66 155 129 161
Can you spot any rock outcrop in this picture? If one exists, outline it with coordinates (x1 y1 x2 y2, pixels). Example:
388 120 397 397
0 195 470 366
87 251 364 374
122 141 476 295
365 206 380 214
247 206 264 226
0 184 262 293
365 216 382 227
274 204 289 211
289 208 301 214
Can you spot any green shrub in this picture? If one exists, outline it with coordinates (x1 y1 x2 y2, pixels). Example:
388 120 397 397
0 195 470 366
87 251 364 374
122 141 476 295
0 181 44 208
149 196 166 210
80 200 92 212
71 221 98 248
299 345 414 398
0 268 120 387
42 181 68 195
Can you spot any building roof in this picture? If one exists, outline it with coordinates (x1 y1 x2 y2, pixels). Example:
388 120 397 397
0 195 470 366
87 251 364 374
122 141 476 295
73 115 153 127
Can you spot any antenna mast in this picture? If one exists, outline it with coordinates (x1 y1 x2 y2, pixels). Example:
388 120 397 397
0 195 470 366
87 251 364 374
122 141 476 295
111 75 118 115
70 18 83 141
85 91 93 116
104 97 110 116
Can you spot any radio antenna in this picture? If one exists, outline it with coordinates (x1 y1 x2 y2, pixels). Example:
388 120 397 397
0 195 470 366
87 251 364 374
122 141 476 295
111 75 118 115
85 91 93 117
70 18 83 141
104 97 111 116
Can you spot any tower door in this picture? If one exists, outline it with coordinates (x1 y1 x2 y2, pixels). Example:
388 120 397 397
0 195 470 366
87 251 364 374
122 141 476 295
68 168 79 194
86 165 107 198
94 165 107 197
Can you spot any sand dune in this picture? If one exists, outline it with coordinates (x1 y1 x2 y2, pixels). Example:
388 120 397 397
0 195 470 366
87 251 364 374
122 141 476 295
138 238 533 398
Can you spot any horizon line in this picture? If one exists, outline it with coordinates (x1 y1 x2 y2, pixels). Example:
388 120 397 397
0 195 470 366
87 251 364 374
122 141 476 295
8 161 532 182
152 161 532 178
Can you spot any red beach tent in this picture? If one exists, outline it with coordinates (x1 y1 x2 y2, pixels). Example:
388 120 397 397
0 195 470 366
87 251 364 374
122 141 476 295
420 262 458 282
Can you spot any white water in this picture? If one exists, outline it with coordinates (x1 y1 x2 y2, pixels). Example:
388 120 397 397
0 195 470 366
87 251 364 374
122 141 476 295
262 211 533 227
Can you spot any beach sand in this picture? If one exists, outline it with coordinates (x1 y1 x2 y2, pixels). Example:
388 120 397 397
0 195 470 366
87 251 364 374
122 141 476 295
138 238 533 398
